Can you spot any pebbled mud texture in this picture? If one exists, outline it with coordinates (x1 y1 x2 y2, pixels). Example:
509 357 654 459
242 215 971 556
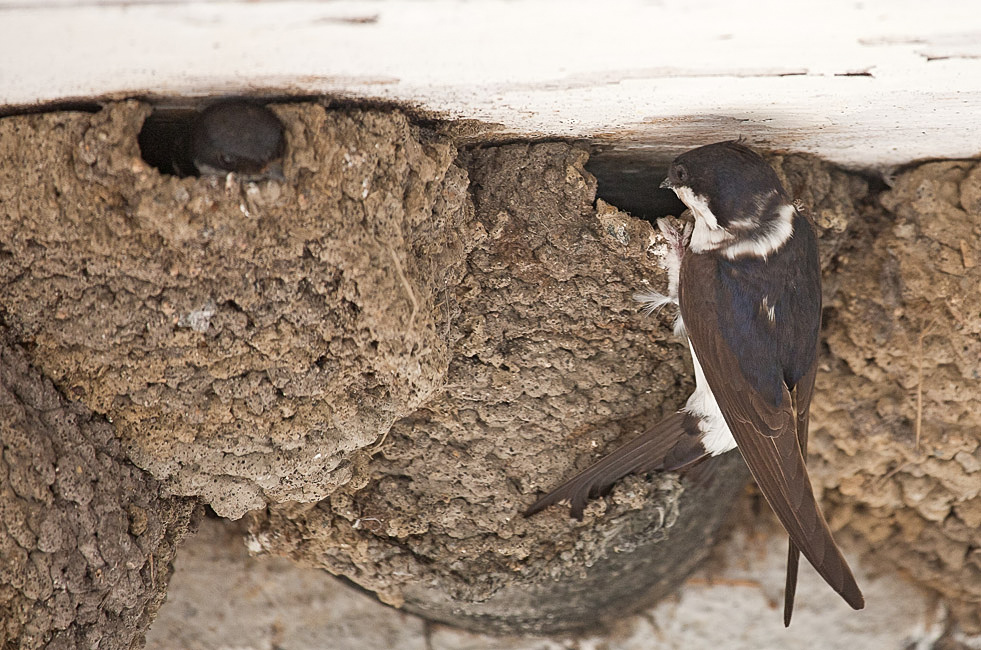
766 151 874 268
3 99 979 637
812 160 981 633
0 333 197 649
249 142 750 634
0 101 470 519
0 102 750 634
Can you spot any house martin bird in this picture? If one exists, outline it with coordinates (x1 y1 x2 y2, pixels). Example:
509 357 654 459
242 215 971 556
190 100 286 181
525 141 864 625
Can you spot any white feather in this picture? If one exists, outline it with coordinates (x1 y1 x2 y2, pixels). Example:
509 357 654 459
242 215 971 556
672 186 795 261
634 218 688 333
683 342 738 456
673 313 687 338
674 187 734 253
722 203 795 261
633 290 675 316
762 295 776 323
656 218 685 296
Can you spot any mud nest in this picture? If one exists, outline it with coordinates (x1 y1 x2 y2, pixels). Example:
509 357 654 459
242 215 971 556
0 101 978 639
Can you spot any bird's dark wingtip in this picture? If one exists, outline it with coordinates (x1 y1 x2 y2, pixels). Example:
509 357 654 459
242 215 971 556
523 413 693 523
836 567 865 611
522 492 587 520
522 499 550 518
783 591 795 627
784 540 800 627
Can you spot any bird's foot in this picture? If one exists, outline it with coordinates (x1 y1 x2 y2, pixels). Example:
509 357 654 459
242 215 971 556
656 218 692 262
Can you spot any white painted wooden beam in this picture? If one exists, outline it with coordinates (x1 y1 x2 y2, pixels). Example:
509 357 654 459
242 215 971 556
3 0 980 168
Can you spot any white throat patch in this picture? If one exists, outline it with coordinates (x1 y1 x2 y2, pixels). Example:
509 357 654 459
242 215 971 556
672 186 796 261
673 186 732 253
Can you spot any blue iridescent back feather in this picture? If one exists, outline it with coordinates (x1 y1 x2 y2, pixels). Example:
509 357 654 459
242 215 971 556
715 212 821 407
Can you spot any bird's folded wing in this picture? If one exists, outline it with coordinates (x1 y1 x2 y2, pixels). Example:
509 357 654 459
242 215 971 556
784 361 817 625
524 412 693 520
680 255 864 612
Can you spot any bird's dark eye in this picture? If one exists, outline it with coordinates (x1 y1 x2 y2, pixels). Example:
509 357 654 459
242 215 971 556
676 165 689 184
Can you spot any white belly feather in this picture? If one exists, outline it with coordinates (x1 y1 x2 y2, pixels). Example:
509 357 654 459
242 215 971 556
683 341 738 456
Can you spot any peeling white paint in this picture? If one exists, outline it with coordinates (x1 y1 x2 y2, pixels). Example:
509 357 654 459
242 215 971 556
3 0 981 168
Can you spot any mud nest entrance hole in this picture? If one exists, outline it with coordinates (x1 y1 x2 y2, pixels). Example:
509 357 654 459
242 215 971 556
137 107 198 177
586 150 687 222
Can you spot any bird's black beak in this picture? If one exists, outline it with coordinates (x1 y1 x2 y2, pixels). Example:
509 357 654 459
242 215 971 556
660 177 673 190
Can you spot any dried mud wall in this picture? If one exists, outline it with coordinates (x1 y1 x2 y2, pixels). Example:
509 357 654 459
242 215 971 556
0 334 197 649
813 161 981 631
0 101 978 641
0 102 466 520
248 143 750 633
0 102 749 637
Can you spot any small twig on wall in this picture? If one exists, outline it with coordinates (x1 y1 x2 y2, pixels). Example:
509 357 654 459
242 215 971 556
388 246 419 333
914 316 937 451
874 461 911 491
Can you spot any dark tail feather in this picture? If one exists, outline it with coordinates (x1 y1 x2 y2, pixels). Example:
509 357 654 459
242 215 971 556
524 411 699 520
784 540 800 627
784 366 811 626
676 452 718 489
735 396 865 615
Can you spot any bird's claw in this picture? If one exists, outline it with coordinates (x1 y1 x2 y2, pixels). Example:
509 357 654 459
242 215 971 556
656 218 692 253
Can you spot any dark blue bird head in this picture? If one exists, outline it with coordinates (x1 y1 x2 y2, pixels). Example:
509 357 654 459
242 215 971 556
661 140 790 230
191 100 286 180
